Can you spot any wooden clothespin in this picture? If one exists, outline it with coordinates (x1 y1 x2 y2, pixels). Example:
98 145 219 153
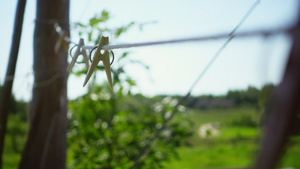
67 38 90 72
54 23 69 53
83 36 113 90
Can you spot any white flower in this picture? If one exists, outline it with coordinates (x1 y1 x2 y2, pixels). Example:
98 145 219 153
162 96 172 104
155 123 162 129
90 93 98 100
153 103 163 112
162 129 171 137
164 111 172 119
102 122 108 128
99 92 111 100
178 105 186 112
170 98 178 106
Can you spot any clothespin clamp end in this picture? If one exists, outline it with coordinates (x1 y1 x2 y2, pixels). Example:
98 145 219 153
83 36 113 90
55 31 69 53
54 22 69 53
67 38 88 72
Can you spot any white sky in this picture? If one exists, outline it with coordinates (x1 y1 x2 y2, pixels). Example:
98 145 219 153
0 0 298 100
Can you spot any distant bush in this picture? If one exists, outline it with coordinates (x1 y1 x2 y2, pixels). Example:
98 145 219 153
225 86 260 106
257 83 276 112
68 90 193 169
228 114 258 128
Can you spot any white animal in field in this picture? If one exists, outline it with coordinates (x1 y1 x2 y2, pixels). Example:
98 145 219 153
198 122 220 138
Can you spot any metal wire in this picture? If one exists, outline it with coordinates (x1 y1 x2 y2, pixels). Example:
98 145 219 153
69 44 86 64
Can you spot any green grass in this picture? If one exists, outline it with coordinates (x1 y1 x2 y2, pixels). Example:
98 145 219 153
165 142 257 169
3 139 22 169
188 106 258 125
2 114 27 169
164 106 300 169
279 137 300 168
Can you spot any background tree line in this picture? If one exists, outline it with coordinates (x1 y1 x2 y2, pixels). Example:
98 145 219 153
184 83 275 110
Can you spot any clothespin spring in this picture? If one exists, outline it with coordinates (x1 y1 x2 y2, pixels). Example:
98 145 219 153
89 46 115 69
70 44 87 64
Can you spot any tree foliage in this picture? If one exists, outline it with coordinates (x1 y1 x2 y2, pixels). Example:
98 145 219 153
67 11 192 169
185 84 276 110
0 85 27 153
226 86 260 106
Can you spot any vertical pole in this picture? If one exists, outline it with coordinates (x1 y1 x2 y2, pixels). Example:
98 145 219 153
253 3 300 169
19 0 69 168
0 0 27 168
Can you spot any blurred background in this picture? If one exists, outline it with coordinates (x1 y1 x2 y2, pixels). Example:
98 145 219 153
1 0 299 168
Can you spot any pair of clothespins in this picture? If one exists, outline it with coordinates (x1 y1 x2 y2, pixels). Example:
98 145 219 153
83 36 113 90
53 23 113 90
54 22 70 53
67 38 90 72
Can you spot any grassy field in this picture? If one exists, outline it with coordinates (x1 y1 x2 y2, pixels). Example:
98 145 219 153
164 106 300 169
3 106 300 168
2 114 27 169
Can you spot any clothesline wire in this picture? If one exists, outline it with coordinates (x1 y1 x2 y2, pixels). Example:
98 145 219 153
229 0 260 35
1 70 67 89
3 27 292 83
102 28 287 50
65 27 290 51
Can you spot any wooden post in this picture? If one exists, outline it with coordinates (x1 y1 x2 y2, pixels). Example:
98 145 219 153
19 0 69 168
0 0 27 168
253 4 300 169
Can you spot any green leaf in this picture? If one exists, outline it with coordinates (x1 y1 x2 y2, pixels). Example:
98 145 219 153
114 28 124 38
101 10 109 21
129 59 150 70
89 17 102 27
126 78 136 86
88 32 92 42
118 86 124 97
74 22 87 28
114 22 135 38
118 52 130 62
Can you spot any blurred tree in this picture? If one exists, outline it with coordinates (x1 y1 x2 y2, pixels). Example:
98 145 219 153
67 11 192 169
244 86 260 105
0 85 27 153
257 83 276 126
0 0 27 168
258 83 276 111
226 86 259 106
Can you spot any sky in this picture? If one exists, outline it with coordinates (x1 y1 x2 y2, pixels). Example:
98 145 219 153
0 0 298 101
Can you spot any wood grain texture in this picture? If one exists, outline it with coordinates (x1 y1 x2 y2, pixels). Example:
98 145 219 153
19 0 69 168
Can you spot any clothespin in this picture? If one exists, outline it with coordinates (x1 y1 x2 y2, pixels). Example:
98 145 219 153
81 47 90 70
83 36 113 90
54 23 69 53
67 38 90 72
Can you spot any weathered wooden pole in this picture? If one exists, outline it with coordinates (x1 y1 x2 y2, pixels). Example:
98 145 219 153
0 0 27 168
19 0 69 168
253 3 300 169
